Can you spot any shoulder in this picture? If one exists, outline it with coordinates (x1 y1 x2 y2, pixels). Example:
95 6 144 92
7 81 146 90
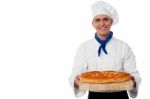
111 37 131 48
111 37 134 57
82 38 96 45
75 38 96 54
78 38 96 48
74 39 95 58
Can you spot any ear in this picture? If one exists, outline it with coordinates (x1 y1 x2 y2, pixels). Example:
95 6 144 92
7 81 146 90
111 19 113 25
92 20 95 27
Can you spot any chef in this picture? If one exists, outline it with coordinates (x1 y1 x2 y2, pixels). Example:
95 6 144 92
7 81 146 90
69 1 141 99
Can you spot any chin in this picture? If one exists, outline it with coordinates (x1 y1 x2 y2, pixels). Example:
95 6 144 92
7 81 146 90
97 31 109 36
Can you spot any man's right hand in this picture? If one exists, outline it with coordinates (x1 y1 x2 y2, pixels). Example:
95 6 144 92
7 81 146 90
74 75 80 88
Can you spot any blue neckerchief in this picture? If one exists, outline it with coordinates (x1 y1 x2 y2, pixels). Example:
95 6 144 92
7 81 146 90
95 31 113 56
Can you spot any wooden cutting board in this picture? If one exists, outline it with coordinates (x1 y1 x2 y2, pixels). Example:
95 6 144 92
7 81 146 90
79 80 133 91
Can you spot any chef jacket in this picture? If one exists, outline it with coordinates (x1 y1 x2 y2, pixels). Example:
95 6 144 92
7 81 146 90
69 37 141 98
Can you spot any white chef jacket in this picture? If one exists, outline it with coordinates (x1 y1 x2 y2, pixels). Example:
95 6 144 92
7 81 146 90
69 37 141 98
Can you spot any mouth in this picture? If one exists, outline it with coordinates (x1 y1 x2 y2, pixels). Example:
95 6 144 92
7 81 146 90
98 27 107 31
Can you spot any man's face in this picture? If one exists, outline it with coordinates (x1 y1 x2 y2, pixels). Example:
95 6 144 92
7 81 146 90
92 15 112 37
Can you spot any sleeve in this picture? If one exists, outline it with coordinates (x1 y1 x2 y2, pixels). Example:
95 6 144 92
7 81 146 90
122 43 141 98
69 43 88 97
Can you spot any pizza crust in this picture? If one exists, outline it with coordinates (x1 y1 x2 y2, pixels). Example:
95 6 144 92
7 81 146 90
79 71 132 83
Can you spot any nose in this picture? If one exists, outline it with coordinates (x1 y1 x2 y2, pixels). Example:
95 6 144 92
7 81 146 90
100 20 104 26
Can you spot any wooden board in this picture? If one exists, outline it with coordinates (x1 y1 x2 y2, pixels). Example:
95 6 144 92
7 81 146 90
79 80 133 91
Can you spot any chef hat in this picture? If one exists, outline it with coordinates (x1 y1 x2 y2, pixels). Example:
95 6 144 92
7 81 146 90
91 1 119 25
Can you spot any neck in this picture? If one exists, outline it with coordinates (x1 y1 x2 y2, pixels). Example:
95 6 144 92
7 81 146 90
97 33 109 40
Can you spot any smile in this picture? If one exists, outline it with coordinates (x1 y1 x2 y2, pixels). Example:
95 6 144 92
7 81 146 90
98 27 107 30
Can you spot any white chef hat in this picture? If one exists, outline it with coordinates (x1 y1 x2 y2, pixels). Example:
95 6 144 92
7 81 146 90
91 1 119 25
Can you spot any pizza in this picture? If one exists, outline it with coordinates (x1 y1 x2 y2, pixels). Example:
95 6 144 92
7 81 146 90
79 71 132 83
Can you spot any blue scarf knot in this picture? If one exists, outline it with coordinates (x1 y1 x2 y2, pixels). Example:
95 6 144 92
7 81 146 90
95 31 113 56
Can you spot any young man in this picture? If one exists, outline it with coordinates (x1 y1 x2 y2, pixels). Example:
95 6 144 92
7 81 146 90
69 1 141 99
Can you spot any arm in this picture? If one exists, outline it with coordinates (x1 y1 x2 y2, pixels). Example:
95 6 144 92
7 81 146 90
69 43 87 97
122 44 141 98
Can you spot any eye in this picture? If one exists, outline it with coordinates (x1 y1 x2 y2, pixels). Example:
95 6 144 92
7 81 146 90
103 18 110 21
95 18 100 22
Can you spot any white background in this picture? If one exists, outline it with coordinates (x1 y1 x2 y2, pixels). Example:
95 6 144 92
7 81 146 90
0 0 149 99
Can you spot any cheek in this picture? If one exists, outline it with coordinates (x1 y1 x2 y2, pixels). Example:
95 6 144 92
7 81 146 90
94 23 99 28
92 23 98 29
108 24 112 28
107 21 112 27
105 23 112 28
